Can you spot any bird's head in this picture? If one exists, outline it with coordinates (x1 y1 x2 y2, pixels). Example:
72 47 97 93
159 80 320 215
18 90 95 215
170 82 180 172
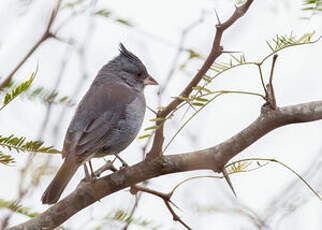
116 43 158 90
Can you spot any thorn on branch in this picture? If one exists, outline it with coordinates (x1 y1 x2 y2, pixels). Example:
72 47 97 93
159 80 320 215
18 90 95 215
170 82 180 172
222 168 237 197
147 105 157 115
147 0 254 160
221 50 244 54
214 9 221 25
265 54 278 110
164 200 192 230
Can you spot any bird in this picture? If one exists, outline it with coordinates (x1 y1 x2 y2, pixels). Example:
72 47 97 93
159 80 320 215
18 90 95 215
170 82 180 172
41 43 158 204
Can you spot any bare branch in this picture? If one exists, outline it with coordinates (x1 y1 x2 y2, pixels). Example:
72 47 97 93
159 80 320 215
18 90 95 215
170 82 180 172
131 185 191 230
158 11 206 97
0 0 62 91
147 0 254 158
8 100 322 230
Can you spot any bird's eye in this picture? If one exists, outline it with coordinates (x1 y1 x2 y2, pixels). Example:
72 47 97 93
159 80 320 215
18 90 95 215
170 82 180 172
137 73 142 77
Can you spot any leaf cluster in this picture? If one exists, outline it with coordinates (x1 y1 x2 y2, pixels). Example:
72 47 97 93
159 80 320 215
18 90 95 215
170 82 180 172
0 152 15 165
96 209 161 230
0 72 34 111
0 198 39 218
0 134 60 154
95 9 133 27
1 80 75 107
302 0 322 12
159 32 319 153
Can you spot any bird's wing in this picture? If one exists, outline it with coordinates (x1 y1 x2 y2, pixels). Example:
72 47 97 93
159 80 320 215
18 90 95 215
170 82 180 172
62 81 136 160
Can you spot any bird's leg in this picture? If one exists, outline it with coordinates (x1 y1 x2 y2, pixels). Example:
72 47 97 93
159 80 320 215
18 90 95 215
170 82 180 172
113 153 128 168
82 160 97 183
83 163 90 181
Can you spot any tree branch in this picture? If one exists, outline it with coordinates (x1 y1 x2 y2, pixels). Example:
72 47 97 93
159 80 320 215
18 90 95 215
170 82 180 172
0 0 61 91
8 100 322 230
147 0 254 158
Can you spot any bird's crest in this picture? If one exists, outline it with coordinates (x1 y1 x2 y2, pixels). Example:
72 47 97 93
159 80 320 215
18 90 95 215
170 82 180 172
119 43 141 63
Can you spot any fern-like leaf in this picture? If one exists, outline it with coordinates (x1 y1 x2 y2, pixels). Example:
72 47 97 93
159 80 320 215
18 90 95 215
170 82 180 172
0 198 39 218
101 209 161 229
26 86 75 106
95 8 133 27
0 83 75 107
266 31 315 53
0 152 15 165
0 72 35 111
0 134 60 154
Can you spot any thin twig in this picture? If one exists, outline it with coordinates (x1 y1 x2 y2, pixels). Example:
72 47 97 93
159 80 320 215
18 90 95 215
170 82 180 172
257 65 268 96
164 201 191 230
122 192 142 230
0 2 62 229
158 11 206 98
53 8 96 136
0 0 62 91
147 0 254 158
131 185 191 230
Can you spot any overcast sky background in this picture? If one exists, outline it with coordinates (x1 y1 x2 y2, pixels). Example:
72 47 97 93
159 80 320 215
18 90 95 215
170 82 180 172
0 0 322 229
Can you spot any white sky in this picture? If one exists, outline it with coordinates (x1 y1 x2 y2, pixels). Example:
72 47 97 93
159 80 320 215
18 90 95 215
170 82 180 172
0 0 322 229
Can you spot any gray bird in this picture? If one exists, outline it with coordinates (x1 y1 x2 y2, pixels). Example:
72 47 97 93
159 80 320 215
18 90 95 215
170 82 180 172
42 44 158 204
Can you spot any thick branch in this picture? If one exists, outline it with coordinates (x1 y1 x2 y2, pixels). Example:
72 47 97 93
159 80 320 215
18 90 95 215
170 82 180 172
148 0 254 158
8 100 322 230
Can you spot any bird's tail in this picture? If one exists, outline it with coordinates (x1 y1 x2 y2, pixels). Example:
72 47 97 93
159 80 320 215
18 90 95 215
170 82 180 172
41 157 80 204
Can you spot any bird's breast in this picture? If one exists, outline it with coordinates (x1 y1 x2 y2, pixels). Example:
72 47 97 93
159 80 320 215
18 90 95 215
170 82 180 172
119 93 146 140
101 93 146 156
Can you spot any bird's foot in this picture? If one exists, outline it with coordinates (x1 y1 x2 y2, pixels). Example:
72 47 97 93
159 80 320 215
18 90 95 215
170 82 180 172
94 160 118 177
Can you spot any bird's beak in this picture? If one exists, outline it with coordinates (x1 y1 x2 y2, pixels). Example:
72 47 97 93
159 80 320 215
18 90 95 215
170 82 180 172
144 75 158 86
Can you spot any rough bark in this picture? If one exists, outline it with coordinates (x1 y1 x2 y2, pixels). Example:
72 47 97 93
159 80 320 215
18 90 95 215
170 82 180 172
8 100 322 230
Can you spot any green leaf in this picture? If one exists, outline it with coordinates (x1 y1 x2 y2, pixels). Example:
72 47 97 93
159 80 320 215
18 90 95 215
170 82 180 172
191 102 204 106
1 72 35 111
186 49 201 59
213 62 229 70
149 117 165 122
0 81 75 107
226 161 252 173
144 125 159 131
202 75 212 83
230 54 241 64
302 0 322 13
26 87 75 107
157 106 165 111
192 86 212 93
0 198 39 218
95 9 112 17
0 152 15 165
115 18 132 27
62 0 85 9
138 134 152 139
194 97 209 102
178 96 191 101
0 134 60 154
102 209 162 229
